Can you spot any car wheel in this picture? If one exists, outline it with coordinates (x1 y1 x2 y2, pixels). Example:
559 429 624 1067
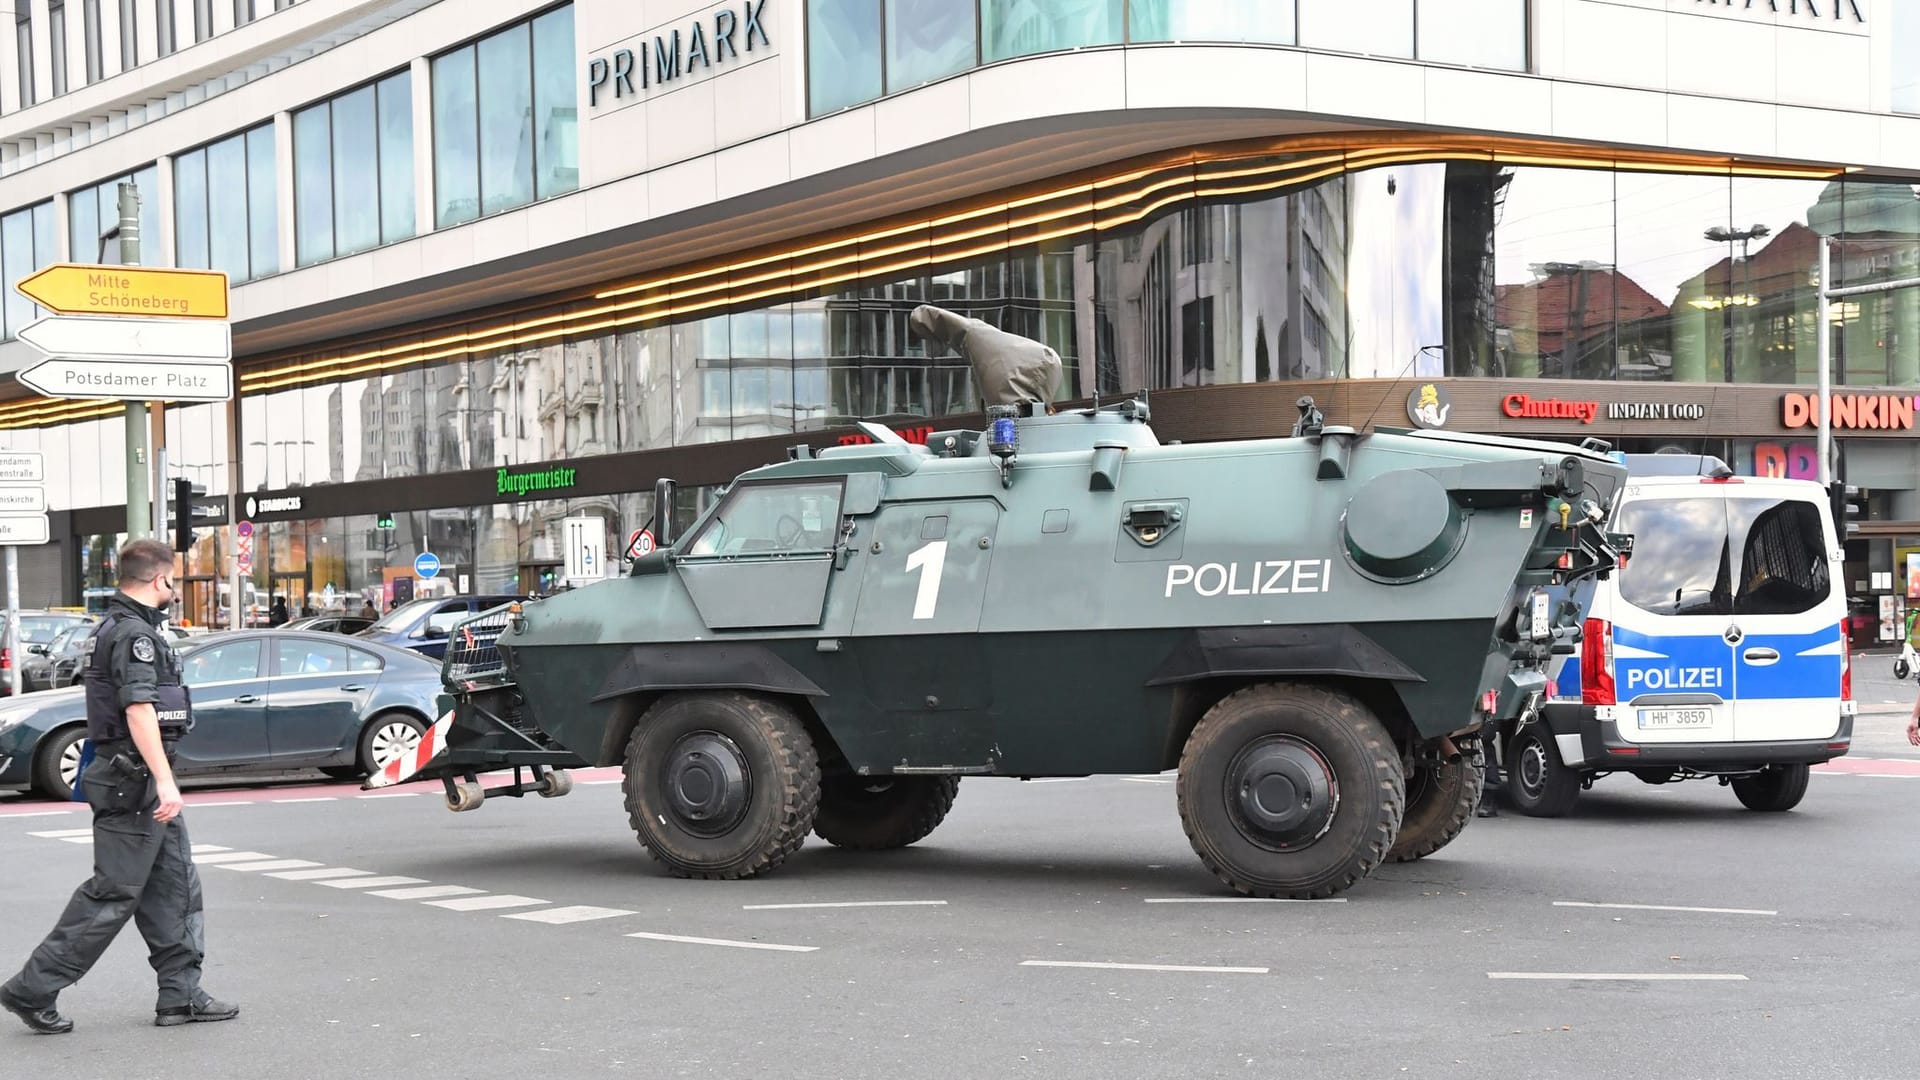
1731 764 1810 812
32 726 87 801
1504 725 1581 817
356 713 427 776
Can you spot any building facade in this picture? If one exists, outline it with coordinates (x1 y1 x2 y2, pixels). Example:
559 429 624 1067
0 0 1918 630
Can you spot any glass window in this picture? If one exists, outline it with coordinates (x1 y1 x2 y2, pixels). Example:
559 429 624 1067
1 202 56 341
68 167 160 267
1617 172 1729 385
432 44 479 227
247 125 279 276
1128 0 1293 44
172 148 211 268
233 0 253 26
1298 0 1411 59
1732 498 1831 616
686 481 846 556
531 4 576 200
982 0 1121 61
376 72 416 243
118 0 135 70
331 84 380 256
1491 168 1617 381
347 648 382 673
49 1 68 96
175 126 275 281
1612 497 1731 617
1899 2 1920 114
16 10 34 107
183 639 263 684
206 133 249 278
82 0 103 83
154 0 173 56
1417 0 1524 69
885 0 973 92
275 639 350 675
809 0 882 113
477 22 534 216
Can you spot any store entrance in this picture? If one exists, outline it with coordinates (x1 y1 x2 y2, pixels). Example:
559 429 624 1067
267 571 313 623
178 576 219 630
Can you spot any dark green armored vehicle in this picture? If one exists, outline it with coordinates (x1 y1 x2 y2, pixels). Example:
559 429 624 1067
379 307 1628 899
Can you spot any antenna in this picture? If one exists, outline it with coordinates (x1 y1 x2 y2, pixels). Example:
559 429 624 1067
1357 344 1445 434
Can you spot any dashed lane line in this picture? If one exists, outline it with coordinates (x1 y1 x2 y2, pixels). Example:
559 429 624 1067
503 906 635 925
1020 960 1268 974
317 875 430 890
626 931 817 953
1554 901 1777 916
358 793 420 799
272 797 337 804
741 900 948 910
267 867 374 881
191 850 276 864
8 810 76 818
427 894 549 912
368 885 484 901
1489 972 1749 982
215 859 325 873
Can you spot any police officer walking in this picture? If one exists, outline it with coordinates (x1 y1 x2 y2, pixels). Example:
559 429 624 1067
0 539 239 1035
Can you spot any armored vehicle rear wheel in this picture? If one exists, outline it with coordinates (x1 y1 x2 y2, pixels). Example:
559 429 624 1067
623 692 821 880
1176 683 1404 899
1386 745 1483 863
813 775 961 850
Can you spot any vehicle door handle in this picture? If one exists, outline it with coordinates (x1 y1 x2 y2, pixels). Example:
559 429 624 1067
341 684 366 692
1741 648 1780 665
235 694 260 703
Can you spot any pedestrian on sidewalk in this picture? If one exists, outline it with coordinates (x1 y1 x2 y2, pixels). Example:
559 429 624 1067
0 539 240 1035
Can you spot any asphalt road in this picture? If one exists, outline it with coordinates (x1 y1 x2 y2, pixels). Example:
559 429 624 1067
1 700 1917 1080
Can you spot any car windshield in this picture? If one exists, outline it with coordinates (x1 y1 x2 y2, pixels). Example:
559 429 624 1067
361 598 440 634
45 626 82 653
19 616 80 642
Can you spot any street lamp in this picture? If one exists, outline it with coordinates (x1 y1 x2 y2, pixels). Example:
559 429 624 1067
1701 224 1772 383
248 438 315 488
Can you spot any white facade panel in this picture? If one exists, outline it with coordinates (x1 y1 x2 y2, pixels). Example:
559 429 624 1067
1424 66 1550 137
872 76 968 159
1668 94 1779 160
1550 79 1668 148
1302 51 1425 124
1123 45 1307 114
644 153 715 219
712 129 787 201
966 50 1125 132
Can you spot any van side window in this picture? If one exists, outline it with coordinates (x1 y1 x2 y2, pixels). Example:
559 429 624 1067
1731 499 1830 616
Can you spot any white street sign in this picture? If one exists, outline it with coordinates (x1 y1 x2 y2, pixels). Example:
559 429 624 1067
0 452 44 483
18 315 232 363
0 487 46 513
18 356 232 402
0 515 49 545
562 516 607 583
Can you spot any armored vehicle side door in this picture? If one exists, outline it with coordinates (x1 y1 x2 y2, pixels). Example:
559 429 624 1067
846 500 1001 769
676 479 846 629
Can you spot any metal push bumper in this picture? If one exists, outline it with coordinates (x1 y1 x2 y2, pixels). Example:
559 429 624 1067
1537 701 1854 770
362 690 589 811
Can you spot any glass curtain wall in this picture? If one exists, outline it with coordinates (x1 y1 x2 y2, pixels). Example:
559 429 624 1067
294 71 415 266
431 3 577 229
68 166 163 268
0 201 56 341
808 0 1522 115
174 125 278 282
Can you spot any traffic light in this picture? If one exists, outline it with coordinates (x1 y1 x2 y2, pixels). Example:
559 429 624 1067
172 478 207 552
377 512 395 530
1828 482 1867 539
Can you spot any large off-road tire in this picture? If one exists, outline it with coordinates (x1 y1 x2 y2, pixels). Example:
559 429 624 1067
1176 683 1404 899
813 775 960 850
1386 744 1483 862
623 692 820 880
32 725 87 801
1730 764 1810 812
1505 724 1582 817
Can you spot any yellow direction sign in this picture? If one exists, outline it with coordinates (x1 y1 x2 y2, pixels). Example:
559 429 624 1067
13 263 228 319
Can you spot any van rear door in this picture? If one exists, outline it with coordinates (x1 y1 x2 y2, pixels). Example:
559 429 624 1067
1724 489 1844 742
1606 492 1737 745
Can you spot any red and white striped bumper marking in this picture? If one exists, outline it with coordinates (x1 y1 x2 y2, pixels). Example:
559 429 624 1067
367 710 454 788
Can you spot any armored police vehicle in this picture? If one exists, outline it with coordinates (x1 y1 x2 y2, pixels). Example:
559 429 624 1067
379 307 1629 899
1497 455 1854 817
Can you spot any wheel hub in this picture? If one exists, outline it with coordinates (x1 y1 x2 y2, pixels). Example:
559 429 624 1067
1518 742 1549 798
662 731 752 837
1224 736 1337 850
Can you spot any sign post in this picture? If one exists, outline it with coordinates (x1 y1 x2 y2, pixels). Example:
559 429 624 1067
0 451 45 697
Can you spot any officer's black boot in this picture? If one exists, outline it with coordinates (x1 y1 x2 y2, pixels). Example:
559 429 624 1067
0 982 73 1035
1477 761 1504 818
155 991 239 1027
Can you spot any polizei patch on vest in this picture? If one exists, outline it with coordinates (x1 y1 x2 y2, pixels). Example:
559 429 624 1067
1164 559 1334 598
132 636 155 662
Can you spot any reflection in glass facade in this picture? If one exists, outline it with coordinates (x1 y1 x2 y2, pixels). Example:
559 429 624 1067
431 4 577 228
295 71 416 266
0 200 55 341
807 0 1524 115
1898 2 1920 116
174 125 278 283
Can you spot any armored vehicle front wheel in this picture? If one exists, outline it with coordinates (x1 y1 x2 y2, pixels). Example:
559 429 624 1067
813 775 961 850
1386 744 1483 863
623 692 821 880
1176 683 1404 899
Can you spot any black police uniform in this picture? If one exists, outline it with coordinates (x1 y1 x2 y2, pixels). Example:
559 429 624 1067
1 591 220 1029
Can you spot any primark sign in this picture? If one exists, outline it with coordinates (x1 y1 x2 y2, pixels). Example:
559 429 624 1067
586 0 772 109
1689 0 1865 23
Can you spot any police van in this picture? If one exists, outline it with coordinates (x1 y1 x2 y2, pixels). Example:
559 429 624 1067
1499 455 1855 816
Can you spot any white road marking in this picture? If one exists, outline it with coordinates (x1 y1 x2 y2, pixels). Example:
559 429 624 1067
216 859 324 873
580 779 622 786
1488 972 1749 981
191 850 276 864
317 875 429 890
272 797 337 804
185 801 250 807
1122 777 1174 785
626 931 817 953
267 867 374 881
1554 901 1777 916
1020 960 1268 974
59 836 93 844
742 900 948 910
368 885 484 901
426 894 549 912
503 906 634 924
29 828 93 838
1860 774 1918 779
358 792 420 799
7 811 76 818
1144 897 1347 904
189 844 231 854
1020 778 1083 784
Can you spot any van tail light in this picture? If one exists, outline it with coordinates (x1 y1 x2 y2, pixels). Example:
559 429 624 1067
1839 622 1852 702
1581 618 1615 705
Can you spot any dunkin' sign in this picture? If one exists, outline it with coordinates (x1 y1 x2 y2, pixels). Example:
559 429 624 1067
1781 392 1920 431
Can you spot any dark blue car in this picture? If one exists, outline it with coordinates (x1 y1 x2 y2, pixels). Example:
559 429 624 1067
0 630 449 800
353 595 524 660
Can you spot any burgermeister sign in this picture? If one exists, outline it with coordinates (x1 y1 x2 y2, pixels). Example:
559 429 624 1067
586 0 773 110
